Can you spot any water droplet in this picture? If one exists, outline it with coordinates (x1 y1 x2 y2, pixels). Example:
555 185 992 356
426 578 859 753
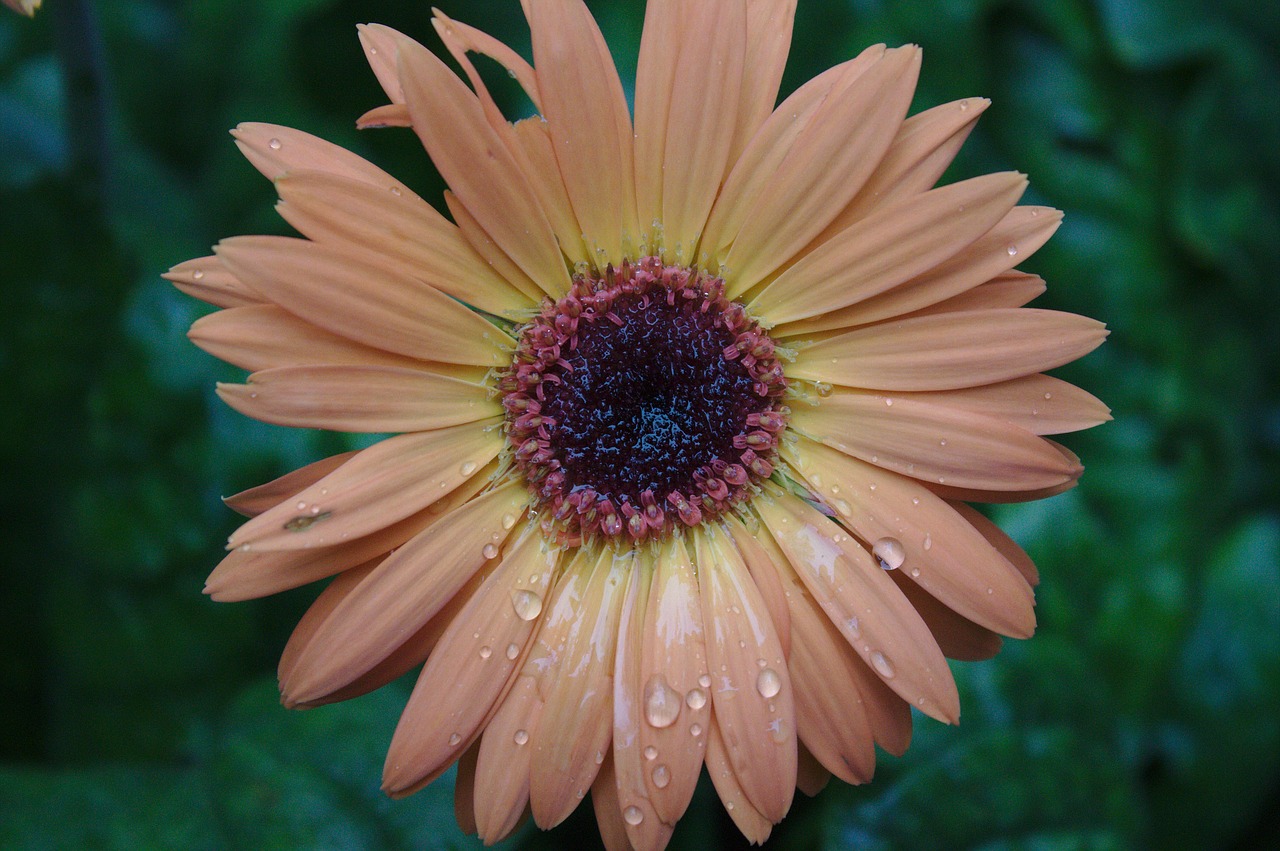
959 101 970 111
652 765 671 789
815 381 833 398
448 732 462 746
690 723 703 737
1007 244 1019 256
833 498 852 516
910 568 921 577
939 438 948 447
756 668 782 698
479 645 492 659
986 586 995 595
623 806 644 826
911 497 920 505
482 543 499 560
296 501 307 511
643 745 657 761
191 269 204 281
643 674 682 728
1044 392 1053 400
873 537 906 570
514 729 529 745
884 397 893 407
268 137 282 150
512 589 543 620
870 651 896 678
460 460 478 476
685 687 707 710
501 513 517 530
506 642 520 660
697 674 712 689
923 533 933 551
595 750 605 765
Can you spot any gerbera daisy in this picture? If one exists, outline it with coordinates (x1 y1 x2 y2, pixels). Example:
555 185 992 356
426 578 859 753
168 2 1109 847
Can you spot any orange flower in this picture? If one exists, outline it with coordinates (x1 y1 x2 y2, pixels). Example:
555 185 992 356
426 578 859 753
169 2 1108 848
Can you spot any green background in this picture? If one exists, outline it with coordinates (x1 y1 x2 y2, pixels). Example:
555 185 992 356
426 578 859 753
2 0 1278 848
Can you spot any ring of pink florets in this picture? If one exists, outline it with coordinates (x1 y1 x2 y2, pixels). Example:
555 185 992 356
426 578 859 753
498 256 789 546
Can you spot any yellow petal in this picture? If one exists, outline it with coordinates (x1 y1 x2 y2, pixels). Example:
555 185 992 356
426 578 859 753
228 420 503 551
757 492 960 723
215 236 513 366
790 389 1081 491
217 365 500 433
784 437 1037 638
694 527 796 823
727 0 798 166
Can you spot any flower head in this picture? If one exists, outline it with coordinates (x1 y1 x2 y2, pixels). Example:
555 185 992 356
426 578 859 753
170 2 1108 847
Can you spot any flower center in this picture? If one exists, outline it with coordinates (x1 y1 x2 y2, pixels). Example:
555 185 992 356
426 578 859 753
501 257 788 544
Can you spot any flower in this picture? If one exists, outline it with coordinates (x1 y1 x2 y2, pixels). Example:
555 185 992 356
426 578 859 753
168 2 1109 848
2 0 41 18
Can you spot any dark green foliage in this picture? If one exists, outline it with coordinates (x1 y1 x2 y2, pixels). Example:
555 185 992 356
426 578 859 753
0 0 1276 848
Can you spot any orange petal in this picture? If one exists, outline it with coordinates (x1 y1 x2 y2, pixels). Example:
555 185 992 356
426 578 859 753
790 389 1082 491
429 11 542 112
950 501 1040 587
276 560 377 688
610 561 678 850
784 437 1037 638
889 571 1004 661
777 205 1062 335
215 236 512 366
383 520 556 794
473 675 542 843
924 438 1083 503
906 270 1046 315
725 517 792 660
722 47 922 295
727 0 798 166
757 492 959 723
217 365 499 433
796 744 832 797
731 520 876 785
356 103 411 129
527 0 638 267
454 742 480 836
509 116 592 267
530 547 629 828
822 97 989 238
164 256 261 308
189 304 434 373
288 482 528 712
634 538 711 825
227 420 503 551
694 527 796 823
232 122 406 187
391 29 570 295
701 46 885 275
442 190 547 304
274 171 531 318
704 713 773 844
751 172 1026 325
357 23 405 103
788 307 1108 391
222 451 356 518
889 375 1113 436
659 3 746 265
632 0 683 235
